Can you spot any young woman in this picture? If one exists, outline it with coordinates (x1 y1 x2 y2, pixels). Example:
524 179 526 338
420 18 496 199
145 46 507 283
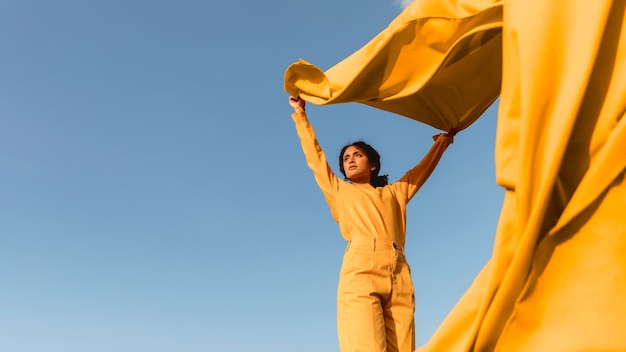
288 96 453 352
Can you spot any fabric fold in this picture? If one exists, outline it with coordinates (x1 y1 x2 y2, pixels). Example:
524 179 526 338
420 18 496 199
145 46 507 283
284 0 504 132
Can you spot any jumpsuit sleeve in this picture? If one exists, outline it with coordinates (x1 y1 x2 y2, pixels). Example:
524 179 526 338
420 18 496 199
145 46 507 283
291 111 341 221
392 133 453 203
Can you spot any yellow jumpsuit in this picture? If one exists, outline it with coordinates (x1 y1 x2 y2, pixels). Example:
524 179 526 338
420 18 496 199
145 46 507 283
291 111 452 352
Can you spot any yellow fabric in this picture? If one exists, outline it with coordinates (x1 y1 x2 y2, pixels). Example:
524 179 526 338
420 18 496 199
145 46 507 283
284 0 504 133
423 0 626 350
285 0 626 350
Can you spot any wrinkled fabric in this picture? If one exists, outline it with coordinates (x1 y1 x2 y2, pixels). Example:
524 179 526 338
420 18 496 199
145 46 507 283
284 0 626 350
427 0 626 350
284 0 504 133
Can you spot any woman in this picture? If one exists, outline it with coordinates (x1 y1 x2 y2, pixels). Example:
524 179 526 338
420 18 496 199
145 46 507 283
288 96 453 352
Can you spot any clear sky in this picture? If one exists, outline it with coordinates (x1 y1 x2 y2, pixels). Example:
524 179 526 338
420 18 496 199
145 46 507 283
0 1 503 351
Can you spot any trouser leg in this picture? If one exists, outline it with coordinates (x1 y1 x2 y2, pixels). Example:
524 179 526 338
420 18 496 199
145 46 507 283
337 246 390 352
384 257 415 352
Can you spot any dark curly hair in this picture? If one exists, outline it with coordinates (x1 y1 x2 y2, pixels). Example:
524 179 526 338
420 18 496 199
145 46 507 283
339 141 389 188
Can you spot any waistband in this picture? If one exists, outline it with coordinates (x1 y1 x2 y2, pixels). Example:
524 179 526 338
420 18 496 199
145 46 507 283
348 237 404 255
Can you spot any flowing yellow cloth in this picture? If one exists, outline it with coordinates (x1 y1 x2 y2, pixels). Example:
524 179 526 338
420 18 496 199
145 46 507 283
284 0 504 133
427 0 626 350
284 0 626 350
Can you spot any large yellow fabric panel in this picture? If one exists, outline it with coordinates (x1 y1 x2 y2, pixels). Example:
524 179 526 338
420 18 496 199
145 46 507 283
284 0 504 133
420 0 626 351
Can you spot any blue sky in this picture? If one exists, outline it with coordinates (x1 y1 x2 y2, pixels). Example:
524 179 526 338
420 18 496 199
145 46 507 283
0 1 503 351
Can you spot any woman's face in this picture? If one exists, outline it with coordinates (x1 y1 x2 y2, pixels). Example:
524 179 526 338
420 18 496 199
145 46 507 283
342 146 375 184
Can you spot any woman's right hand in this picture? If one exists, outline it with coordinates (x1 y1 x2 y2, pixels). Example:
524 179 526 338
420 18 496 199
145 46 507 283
289 96 306 113
432 133 454 144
